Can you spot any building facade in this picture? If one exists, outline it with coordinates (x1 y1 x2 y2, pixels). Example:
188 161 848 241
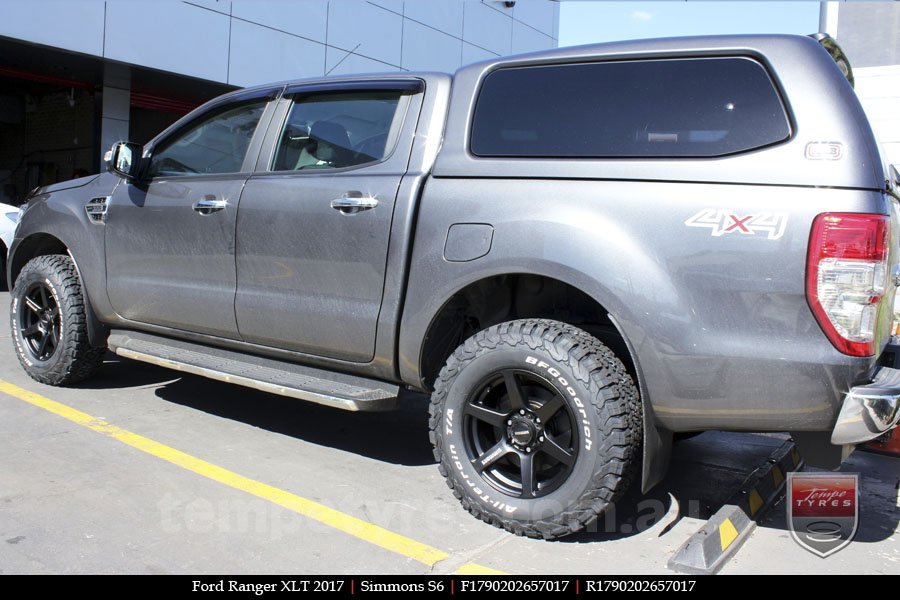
0 0 559 205
821 1 900 167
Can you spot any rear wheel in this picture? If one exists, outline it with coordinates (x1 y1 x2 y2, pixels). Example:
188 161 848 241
429 319 641 539
10 255 105 385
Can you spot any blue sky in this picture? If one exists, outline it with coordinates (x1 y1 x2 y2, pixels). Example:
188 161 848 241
559 1 822 47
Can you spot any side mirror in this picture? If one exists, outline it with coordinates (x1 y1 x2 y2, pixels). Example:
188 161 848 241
104 141 144 180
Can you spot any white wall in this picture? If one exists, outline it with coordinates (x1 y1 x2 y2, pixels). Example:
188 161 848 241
854 66 900 167
0 0 559 87
0 0 106 56
104 2 232 82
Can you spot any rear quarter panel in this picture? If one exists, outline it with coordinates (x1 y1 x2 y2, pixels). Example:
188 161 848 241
399 34 891 432
400 179 889 432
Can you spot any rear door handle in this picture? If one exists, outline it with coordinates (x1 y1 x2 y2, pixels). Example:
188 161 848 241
330 195 378 215
192 196 227 215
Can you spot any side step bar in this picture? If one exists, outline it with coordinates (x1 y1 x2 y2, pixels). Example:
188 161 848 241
107 330 400 412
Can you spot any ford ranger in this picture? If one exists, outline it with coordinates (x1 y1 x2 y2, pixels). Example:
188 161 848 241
7 34 900 539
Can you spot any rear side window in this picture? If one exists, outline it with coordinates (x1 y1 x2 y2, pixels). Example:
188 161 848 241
470 57 791 158
272 91 406 172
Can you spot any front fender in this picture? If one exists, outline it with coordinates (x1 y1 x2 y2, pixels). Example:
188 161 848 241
10 174 120 339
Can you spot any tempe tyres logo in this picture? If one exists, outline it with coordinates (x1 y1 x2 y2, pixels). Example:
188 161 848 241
787 473 859 557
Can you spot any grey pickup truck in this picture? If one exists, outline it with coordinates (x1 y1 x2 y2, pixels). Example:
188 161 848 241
8 34 900 539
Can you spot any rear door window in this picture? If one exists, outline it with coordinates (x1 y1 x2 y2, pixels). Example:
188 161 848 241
271 91 406 172
470 57 791 158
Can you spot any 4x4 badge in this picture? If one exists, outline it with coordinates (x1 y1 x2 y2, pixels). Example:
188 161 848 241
685 209 788 240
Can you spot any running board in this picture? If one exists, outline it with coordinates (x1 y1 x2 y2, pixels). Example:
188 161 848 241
107 331 400 412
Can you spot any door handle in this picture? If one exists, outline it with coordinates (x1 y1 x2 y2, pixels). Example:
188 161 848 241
330 195 378 215
192 196 227 215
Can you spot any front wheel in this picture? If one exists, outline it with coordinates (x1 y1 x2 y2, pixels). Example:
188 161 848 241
429 319 641 539
0 241 8 291
10 255 105 385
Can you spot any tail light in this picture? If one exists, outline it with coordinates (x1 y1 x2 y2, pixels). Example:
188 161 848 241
807 213 890 356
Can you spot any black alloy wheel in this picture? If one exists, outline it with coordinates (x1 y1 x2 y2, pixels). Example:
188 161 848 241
429 319 642 539
17 281 62 362
464 369 579 499
10 254 105 385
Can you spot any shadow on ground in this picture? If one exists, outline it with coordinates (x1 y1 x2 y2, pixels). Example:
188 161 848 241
77 355 435 467
79 355 900 544
564 433 899 545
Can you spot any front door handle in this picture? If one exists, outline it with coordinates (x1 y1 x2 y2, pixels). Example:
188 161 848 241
192 196 227 215
330 195 378 215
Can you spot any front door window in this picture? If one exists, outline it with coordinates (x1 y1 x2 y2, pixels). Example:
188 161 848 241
149 101 267 178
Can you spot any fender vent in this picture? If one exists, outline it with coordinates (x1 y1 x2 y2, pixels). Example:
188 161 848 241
85 196 109 224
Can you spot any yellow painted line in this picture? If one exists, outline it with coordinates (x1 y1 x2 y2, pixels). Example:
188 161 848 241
454 563 507 575
0 379 499 570
791 447 801 467
748 489 764 517
719 518 739 551
772 465 784 487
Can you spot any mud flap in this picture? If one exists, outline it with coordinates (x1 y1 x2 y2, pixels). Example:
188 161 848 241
791 431 854 470
68 250 109 348
606 313 673 492
642 418 673 493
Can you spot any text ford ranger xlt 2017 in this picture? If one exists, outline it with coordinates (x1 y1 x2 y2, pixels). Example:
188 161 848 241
8 35 900 539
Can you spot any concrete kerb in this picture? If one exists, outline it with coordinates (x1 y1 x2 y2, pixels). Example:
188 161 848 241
667 440 803 575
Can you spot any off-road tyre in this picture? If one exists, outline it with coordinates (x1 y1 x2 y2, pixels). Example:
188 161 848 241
10 255 105 385
429 319 641 539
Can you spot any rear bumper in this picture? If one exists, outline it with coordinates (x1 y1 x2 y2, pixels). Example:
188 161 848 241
832 364 900 445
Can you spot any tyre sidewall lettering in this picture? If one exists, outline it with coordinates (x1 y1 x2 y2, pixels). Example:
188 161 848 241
525 355 592 452
448 442 518 515
444 407 454 437
9 294 34 368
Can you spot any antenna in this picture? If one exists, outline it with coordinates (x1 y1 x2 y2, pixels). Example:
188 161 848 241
326 43 363 76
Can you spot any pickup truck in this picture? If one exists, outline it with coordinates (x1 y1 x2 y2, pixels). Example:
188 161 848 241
8 34 900 540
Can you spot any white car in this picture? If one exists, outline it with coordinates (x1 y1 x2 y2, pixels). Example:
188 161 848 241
0 201 19 289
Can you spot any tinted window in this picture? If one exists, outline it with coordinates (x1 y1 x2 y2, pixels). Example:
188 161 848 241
471 57 791 158
272 91 404 171
148 101 266 177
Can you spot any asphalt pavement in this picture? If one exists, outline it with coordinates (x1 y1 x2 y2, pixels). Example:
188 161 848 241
0 292 897 574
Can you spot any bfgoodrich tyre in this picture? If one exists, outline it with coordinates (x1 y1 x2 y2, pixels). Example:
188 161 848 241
429 319 641 539
10 255 105 385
